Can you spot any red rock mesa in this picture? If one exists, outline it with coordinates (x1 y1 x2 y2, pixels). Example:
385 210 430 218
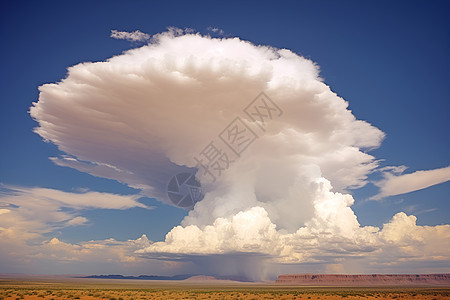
276 274 450 286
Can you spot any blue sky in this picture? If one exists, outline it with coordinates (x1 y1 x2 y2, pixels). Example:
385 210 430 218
0 0 449 276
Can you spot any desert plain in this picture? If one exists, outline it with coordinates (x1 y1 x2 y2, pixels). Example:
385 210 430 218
0 276 449 300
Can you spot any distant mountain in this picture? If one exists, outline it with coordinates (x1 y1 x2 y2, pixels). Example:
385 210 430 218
82 274 251 282
83 274 194 280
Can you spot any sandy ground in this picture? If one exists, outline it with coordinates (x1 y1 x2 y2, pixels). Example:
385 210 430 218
1 291 449 299
0 277 448 300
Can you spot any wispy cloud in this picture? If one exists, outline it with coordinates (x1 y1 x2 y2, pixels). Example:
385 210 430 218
110 29 150 42
207 26 225 35
0 184 156 273
0 184 150 238
373 165 450 199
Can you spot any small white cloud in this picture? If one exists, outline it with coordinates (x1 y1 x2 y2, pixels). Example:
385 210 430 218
110 29 150 42
373 165 450 199
207 26 225 35
377 165 407 175
67 216 89 226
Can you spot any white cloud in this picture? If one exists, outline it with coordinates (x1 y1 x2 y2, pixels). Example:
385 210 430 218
207 27 225 35
40 234 151 263
0 184 150 242
110 29 150 42
30 30 384 210
1 233 174 275
139 207 280 255
373 165 450 199
0 184 156 274
140 177 450 279
66 216 89 226
27 29 448 278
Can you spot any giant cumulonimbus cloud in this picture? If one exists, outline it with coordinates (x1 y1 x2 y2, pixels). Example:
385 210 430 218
30 29 450 279
30 29 383 225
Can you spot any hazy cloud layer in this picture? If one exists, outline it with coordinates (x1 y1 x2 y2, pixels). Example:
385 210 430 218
27 30 449 279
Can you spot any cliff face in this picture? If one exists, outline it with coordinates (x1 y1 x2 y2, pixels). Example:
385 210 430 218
276 274 450 286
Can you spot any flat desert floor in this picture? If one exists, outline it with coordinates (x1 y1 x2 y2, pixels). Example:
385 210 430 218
0 277 449 300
